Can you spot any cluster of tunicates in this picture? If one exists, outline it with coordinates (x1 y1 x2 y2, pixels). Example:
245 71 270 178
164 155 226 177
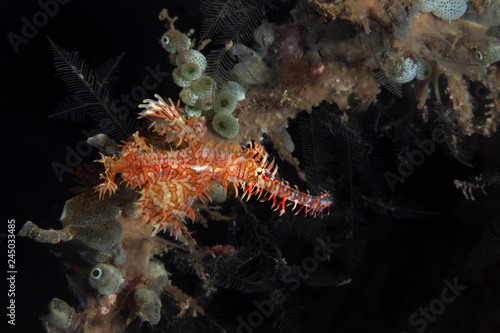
161 28 246 139
134 261 169 325
59 187 138 264
420 0 468 21
19 190 131 265
211 81 245 138
22 184 170 330
172 49 210 116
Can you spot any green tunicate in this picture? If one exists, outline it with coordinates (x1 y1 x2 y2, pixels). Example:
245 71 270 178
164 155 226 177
195 94 214 111
179 88 199 106
212 113 239 138
254 22 280 49
388 57 417 83
74 219 126 264
420 0 437 12
214 92 238 114
134 288 161 325
60 194 120 228
89 263 123 295
181 62 203 81
415 58 432 80
46 298 77 332
87 133 118 155
147 274 169 294
76 220 122 252
172 67 192 87
175 49 207 71
161 29 190 53
185 105 202 118
432 0 467 21
220 81 245 101
208 181 227 203
191 76 214 96
232 61 274 85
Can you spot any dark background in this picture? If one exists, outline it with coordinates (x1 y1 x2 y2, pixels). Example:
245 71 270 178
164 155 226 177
1 1 500 332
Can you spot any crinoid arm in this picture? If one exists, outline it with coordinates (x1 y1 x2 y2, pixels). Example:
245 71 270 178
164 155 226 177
139 94 196 146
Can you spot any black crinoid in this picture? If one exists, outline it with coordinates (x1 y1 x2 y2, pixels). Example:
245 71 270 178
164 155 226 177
48 37 136 141
291 94 441 266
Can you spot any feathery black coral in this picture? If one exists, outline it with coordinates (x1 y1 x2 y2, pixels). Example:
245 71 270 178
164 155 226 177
199 0 274 43
466 217 500 269
198 0 276 85
454 168 500 200
48 37 133 140
295 102 436 270
360 32 403 98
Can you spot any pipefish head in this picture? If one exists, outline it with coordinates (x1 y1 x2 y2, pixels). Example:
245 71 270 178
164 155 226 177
473 44 500 65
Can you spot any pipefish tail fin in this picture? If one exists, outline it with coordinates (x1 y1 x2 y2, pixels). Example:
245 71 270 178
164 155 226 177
48 37 133 140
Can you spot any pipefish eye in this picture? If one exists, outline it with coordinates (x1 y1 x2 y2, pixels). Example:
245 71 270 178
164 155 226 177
91 268 102 280
161 36 169 45
476 50 484 60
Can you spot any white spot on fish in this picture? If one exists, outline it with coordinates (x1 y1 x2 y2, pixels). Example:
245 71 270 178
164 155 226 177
190 165 209 173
